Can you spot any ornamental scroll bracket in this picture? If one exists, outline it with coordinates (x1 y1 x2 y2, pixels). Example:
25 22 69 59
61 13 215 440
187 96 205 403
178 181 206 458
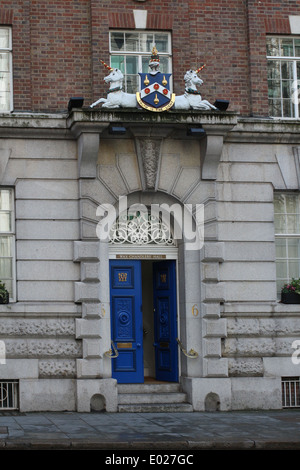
293 147 300 189
200 118 237 180
69 120 109 178
201 134 224 180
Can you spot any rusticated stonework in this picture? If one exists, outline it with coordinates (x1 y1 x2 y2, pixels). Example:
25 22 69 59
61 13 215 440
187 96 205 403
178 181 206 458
0 318 75 336
4 339 81 358
39 359 76 378
228 358 264 377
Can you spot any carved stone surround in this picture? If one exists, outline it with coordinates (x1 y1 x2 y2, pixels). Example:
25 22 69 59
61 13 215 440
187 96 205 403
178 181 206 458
70 109 236 382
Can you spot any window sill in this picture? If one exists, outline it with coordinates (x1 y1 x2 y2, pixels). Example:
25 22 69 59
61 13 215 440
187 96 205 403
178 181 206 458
275 301 300 313
270 117 300 120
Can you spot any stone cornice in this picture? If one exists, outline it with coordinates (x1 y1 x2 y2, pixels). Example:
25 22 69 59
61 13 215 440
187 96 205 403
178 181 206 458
227 117 300 144
0 110 298 142
67 109 238 180
67 108 238 136
1 110 299 180
0 112 69 139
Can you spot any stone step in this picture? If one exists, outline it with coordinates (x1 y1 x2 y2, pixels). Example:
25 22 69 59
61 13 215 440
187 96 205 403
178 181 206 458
117 382 193 412
118 392 188 405
118 403 194 413
118 383 181 394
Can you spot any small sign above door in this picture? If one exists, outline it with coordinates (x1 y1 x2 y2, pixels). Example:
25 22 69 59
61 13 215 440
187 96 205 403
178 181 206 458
116 254 166 259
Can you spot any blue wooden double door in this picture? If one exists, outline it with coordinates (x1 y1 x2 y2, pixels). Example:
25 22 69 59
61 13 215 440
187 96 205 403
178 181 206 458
109 259 178 383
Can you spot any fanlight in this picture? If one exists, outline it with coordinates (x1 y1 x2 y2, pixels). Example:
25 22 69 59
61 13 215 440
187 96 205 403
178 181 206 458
109 211 175 246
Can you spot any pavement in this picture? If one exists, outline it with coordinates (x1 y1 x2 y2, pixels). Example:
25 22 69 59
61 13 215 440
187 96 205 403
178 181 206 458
0 409 300 452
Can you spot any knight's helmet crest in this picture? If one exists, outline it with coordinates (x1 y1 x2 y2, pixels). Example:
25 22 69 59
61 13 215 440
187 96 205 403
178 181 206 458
149 46 160 68
136 45 175 112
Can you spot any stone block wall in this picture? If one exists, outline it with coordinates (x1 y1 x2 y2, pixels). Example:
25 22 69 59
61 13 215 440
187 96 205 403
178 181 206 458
12 139 80 303
0 116 82 391
0 111 300 412
217 120 300 381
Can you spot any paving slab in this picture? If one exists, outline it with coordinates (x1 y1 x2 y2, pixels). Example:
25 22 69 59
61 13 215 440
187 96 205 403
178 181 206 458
0 410 300 450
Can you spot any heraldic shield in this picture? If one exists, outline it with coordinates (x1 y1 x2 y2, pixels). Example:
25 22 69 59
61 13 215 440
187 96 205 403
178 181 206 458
137 72 175 112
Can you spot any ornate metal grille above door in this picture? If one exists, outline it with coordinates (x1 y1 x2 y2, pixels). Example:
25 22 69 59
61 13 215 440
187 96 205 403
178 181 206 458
109 210 176 247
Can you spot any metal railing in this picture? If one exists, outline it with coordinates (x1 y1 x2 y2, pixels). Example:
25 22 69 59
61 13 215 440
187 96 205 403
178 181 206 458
104 341 119 358
282 377 300 408
176 338 198 359
0 381 19 410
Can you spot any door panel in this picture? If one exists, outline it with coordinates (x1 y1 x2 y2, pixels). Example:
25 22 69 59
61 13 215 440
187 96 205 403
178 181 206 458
110 260 143 383
153 260 178 382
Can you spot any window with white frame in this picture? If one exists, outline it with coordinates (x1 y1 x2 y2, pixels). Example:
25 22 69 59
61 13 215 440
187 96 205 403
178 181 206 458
267 37 300 118
0 189 15 301
274 192 300 296
0 27 12 112
109 31 172 93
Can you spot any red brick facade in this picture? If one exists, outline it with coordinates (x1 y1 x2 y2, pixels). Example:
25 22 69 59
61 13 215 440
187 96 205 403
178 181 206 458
2 0 300 115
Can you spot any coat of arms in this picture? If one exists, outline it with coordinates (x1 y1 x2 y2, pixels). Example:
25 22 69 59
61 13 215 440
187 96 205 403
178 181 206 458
136 46 175 112
90 46 219 112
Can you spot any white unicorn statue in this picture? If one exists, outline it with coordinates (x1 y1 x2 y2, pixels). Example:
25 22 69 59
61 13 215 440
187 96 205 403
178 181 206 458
90 61 137 109
90 59 217 112
174 65 217 111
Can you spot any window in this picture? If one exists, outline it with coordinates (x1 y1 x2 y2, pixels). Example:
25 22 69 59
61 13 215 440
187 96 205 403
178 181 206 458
267 37 300 118
109 31 172 93
0 27 12 112
274 193 300 296
282 377 300 408
0 189 15 301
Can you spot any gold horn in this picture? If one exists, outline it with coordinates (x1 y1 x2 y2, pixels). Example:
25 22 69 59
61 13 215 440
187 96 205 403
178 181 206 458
100 60 113 71
196 64 206 73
